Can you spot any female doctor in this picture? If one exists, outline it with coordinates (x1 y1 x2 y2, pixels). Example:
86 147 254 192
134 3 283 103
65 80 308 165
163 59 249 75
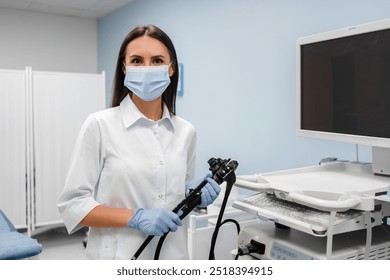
57 24 220 260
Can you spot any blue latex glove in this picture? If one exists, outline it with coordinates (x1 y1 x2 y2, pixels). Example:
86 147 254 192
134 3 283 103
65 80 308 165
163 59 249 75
185 174 221 208
128 208 182 236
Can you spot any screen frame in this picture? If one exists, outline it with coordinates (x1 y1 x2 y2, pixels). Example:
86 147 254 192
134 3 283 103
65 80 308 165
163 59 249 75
296 19 390 149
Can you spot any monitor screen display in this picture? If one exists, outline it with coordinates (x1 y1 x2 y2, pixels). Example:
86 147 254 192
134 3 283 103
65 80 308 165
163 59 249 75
297 20 390 148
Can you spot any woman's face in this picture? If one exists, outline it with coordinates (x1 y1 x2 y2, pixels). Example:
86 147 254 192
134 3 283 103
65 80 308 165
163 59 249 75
124 35 174 76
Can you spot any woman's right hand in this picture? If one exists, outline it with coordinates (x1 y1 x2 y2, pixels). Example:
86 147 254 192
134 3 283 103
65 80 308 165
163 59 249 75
128 208 182 236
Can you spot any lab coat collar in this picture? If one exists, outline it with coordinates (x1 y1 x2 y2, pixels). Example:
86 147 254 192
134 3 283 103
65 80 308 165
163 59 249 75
119 94 173 129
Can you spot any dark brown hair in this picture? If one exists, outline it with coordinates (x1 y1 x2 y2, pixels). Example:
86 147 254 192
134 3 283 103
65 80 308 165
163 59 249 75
111 25 178 115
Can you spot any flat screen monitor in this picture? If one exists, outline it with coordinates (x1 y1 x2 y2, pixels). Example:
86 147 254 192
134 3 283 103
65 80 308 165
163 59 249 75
297 19 390 175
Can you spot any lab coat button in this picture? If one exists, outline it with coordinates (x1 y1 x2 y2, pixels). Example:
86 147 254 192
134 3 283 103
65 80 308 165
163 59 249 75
159 161 163 165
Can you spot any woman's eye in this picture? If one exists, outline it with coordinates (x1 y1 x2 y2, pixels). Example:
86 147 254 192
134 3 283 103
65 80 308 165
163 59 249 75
131 58 142 64
153 59 163 65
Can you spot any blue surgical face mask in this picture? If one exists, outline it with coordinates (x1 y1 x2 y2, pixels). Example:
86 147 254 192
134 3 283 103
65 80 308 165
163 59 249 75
124 64 171 101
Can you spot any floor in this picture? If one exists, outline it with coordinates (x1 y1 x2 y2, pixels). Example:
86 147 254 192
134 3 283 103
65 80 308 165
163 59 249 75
33 227 88 260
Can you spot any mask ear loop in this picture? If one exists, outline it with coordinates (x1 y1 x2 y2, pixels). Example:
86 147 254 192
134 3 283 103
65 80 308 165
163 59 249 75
168 61 174 77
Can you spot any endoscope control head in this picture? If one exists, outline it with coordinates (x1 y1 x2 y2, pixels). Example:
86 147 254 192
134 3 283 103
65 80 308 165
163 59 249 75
208 157 238 184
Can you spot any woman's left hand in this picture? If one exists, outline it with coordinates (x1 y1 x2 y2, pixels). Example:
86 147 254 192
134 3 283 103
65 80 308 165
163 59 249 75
185 174 221 208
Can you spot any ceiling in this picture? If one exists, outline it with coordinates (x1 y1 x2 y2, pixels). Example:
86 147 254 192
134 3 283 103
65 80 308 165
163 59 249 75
0 0 135 19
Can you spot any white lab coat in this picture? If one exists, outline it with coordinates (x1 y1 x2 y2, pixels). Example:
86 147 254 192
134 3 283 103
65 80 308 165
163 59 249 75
57 95 196 259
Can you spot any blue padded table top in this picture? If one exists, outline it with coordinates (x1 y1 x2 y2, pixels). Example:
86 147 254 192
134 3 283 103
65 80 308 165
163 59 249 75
0 210 42 259
0 231 42 259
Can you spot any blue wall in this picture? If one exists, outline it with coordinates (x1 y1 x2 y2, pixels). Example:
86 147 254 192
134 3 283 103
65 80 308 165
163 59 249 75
97 0 390 177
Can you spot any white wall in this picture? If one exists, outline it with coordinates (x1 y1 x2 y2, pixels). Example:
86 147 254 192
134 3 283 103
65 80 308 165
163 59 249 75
0 8 97 73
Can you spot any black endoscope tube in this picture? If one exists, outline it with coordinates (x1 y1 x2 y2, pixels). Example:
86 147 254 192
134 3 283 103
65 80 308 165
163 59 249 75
155 160 239 260
131 158 238 260
208 176 235 260
153 193 201 260
131 179 209 260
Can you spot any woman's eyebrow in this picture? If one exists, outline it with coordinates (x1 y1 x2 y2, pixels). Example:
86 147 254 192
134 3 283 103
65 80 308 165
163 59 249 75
128 54 143 58
151 55 166 59
128 54 166 59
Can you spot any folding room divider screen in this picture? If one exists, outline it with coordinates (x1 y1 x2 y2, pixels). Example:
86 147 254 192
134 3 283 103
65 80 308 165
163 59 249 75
0 67 105 235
